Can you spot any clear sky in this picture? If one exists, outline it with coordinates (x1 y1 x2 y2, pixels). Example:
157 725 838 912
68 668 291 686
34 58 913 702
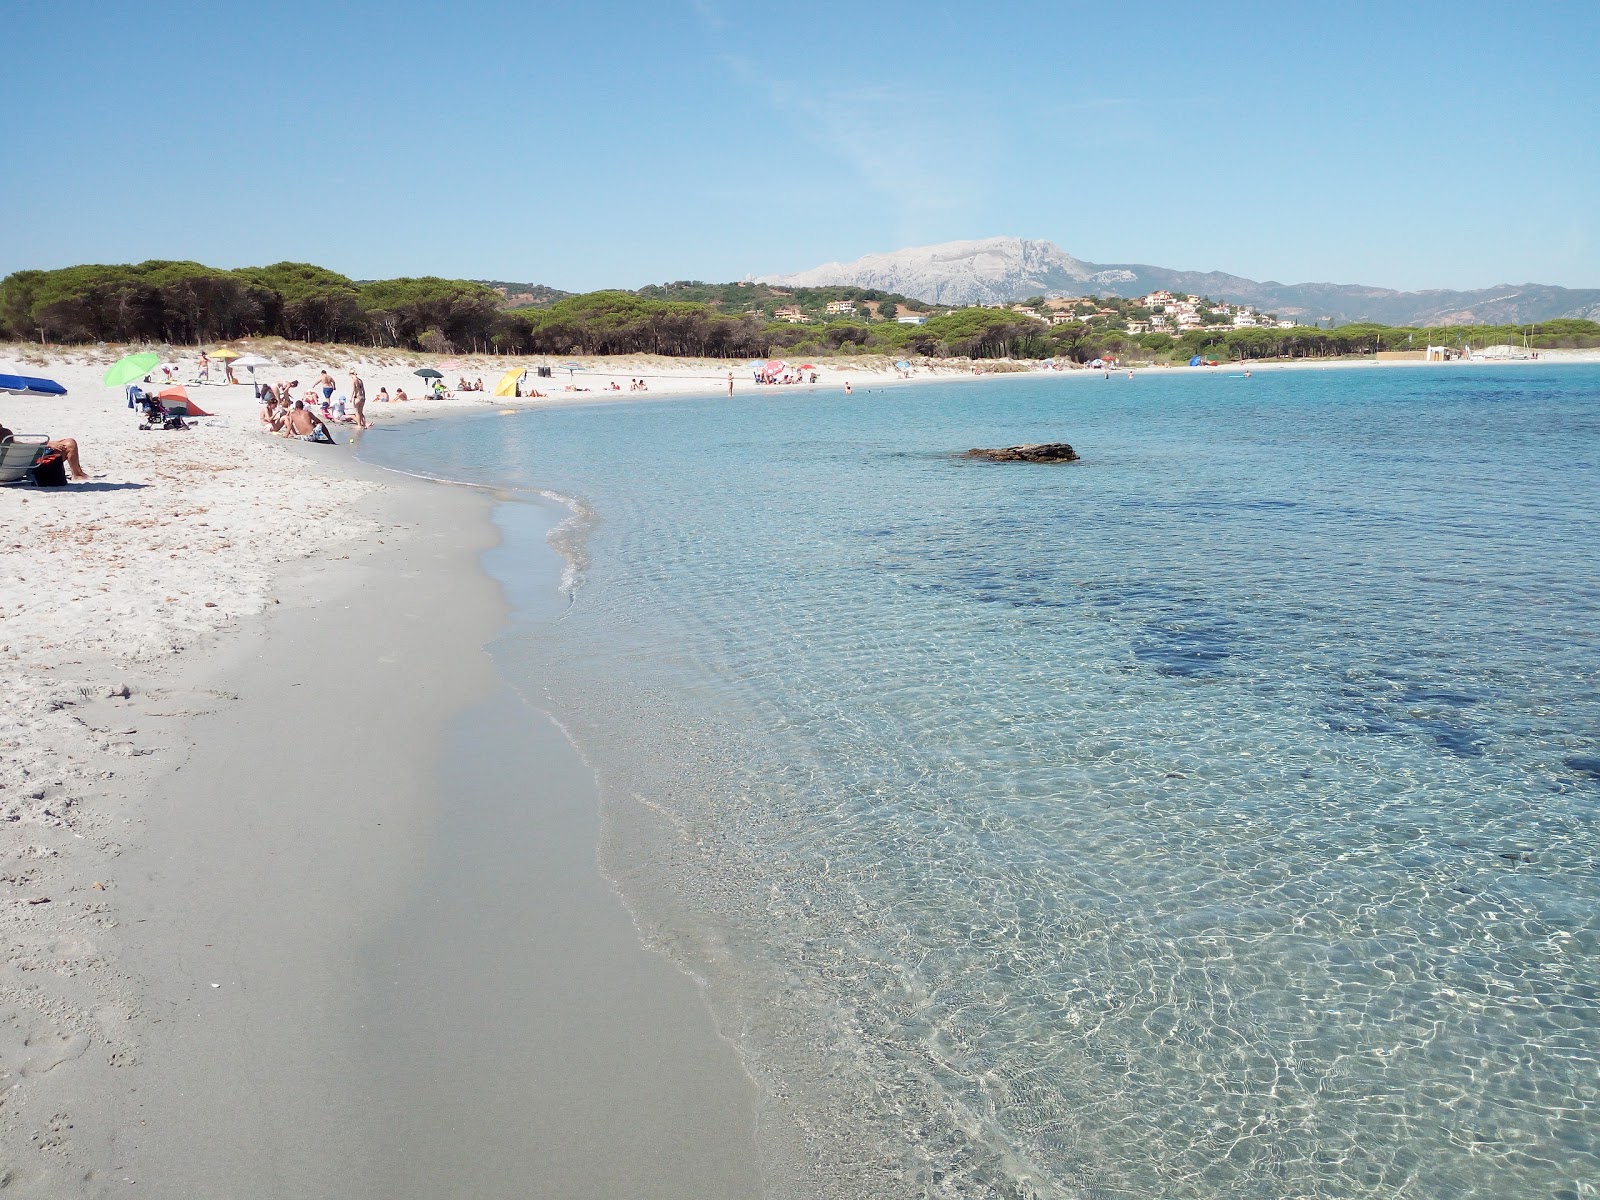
9 0 1598 293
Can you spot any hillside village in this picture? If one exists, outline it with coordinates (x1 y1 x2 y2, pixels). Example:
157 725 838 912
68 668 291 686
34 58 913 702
607 280 1297 333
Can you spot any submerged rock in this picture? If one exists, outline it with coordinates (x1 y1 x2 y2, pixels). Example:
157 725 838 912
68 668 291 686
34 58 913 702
965 442 1080 463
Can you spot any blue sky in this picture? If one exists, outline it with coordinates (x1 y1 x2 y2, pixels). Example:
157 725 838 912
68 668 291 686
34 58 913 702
9 0 1598 292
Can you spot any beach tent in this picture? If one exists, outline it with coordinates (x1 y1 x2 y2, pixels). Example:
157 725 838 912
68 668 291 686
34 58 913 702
1189 355 1204 366
493 369 525 398
156 385 214 416
0 372 67 396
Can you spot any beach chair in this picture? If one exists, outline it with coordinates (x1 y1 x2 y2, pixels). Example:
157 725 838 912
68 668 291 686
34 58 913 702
0 435 50 484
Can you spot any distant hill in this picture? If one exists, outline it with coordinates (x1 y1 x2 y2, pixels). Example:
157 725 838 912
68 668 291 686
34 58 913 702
475 280 573 309
755 236 1600 327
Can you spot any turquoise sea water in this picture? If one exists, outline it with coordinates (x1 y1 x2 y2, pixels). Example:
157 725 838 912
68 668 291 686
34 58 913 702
362 365 1599 1199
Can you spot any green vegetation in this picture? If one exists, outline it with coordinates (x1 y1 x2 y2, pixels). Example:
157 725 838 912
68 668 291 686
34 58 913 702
4 260 1596 362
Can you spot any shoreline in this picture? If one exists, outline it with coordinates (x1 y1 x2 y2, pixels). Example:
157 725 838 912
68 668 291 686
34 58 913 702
0 360 762 1193
5 344 1597 1193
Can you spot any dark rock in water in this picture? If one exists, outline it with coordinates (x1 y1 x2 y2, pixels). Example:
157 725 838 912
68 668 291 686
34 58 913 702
965 442 1080 463
1565 755 1600 782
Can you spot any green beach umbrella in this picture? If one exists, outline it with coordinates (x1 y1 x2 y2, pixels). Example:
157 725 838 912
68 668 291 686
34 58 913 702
102 351 162 388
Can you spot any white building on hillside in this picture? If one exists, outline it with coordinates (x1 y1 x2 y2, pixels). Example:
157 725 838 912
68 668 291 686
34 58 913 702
897 314 929 326
825 300 856 315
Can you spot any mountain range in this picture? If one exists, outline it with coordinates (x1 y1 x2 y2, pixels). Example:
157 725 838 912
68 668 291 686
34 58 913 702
755 237 1600 327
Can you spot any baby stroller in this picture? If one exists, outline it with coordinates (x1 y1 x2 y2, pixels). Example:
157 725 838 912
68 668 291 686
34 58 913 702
128 385 192 431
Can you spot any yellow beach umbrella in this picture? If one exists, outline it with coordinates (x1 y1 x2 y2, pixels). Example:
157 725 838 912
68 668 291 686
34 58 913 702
209 348 242 360
493 368 525 398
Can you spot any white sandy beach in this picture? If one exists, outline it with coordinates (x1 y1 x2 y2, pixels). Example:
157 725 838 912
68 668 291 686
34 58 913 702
3 339 1597 1193
0 344 775 1195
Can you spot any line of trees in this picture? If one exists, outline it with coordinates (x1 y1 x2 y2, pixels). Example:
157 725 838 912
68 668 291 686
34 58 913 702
4 260 1596 362
0 261 505 352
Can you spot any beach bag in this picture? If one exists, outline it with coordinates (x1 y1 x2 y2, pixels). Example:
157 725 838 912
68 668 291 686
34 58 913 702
30 448 67 487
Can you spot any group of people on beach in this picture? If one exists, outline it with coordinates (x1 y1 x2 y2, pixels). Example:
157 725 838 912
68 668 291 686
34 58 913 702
752 367 819 385
257 369 371 442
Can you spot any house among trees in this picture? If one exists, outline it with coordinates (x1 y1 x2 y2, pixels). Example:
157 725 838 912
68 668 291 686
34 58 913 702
773 305 811 324
824 300 856 315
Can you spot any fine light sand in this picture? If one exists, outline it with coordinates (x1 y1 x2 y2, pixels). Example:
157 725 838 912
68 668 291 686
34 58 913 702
0 350 762 1195
3 340 1596 1193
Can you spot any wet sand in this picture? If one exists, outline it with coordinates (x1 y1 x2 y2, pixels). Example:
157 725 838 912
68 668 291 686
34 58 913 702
106 466 761 1197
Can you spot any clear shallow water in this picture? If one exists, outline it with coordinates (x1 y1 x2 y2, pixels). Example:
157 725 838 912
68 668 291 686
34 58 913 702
363 366 1600 1199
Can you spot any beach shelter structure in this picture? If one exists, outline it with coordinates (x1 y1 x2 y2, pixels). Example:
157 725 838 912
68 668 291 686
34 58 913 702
209 348 242 361
103 352 163 388
1188 355 1204 366
155 385 214 416
493 369 525 398
0 373 67 396
414 368 443 380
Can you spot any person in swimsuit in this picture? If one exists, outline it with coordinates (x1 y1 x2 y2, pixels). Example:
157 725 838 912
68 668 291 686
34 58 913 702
348 372 368 428
282 400 335 443
0 421 91 479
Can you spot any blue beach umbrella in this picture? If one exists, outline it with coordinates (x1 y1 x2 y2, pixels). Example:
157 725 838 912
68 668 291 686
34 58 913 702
0 372 67 396
894 360 911 369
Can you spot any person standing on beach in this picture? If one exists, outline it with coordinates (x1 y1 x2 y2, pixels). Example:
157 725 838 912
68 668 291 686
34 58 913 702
349 371 369 428
727 370 734 398
318 369 336 403
198 351 210 381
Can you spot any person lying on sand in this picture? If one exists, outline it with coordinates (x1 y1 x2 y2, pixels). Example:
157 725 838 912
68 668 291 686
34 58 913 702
281 400 335 443
0 421 91 479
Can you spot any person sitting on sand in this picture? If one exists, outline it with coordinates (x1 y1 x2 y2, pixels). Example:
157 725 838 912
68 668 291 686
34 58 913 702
431 378 446 398
394 387 408 402
0 421 91 480
281 400 335 443
474 377 484 392
457 376 471 391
